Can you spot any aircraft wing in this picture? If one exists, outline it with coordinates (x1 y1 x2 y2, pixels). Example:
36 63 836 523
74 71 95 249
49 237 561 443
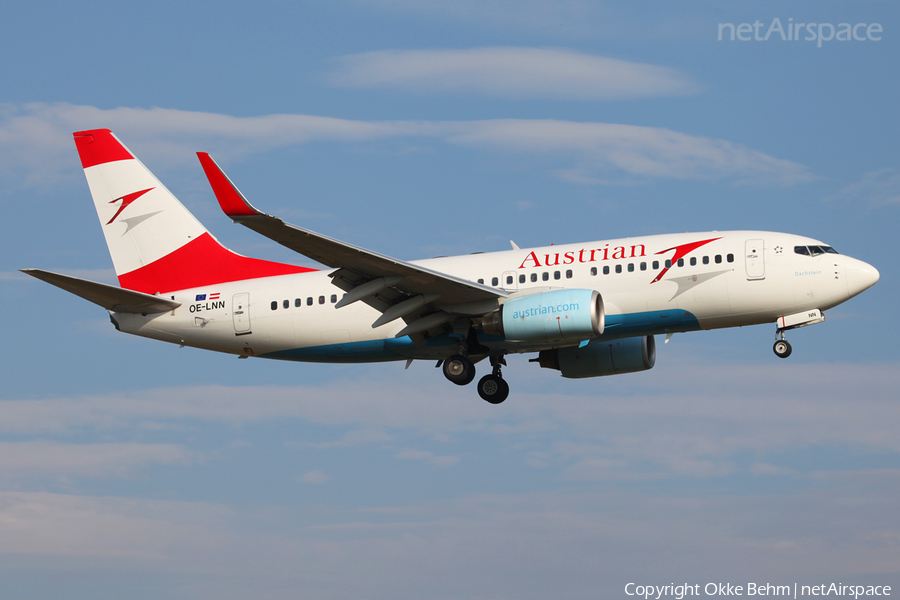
21 269 181 314
197 153 507 325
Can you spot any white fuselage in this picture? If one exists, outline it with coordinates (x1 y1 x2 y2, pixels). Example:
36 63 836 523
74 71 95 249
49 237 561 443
112 230 874 362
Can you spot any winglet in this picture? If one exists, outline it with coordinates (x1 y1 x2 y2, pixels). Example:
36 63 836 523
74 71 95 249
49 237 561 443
196 152 263 218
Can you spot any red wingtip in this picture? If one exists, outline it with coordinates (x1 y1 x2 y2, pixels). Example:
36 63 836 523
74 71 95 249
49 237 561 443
73 129 134 169
197 152 260 218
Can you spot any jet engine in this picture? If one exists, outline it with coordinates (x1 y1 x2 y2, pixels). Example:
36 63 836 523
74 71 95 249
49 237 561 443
535 335 656 378
482 289 604 344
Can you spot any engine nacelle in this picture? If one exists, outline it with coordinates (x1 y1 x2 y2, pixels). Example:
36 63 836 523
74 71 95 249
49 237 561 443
482 289 604 344
536 335 656 379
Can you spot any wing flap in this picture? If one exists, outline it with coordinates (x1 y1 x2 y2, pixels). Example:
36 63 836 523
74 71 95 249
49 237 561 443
21 269 181 314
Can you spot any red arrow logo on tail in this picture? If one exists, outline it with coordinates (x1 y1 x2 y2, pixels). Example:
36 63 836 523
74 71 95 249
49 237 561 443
107 188 154 225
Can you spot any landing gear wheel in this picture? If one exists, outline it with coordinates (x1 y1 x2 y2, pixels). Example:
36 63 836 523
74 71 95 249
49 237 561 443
443 354 476 386
773 339 792 359
477 374 509 404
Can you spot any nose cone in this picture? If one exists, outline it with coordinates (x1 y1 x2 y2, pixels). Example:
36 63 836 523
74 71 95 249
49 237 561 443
846 258 880 298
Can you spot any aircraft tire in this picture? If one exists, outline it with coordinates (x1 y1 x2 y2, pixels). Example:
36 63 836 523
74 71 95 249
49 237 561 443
773 339 792 358
477 374 509 404
443 354 476 385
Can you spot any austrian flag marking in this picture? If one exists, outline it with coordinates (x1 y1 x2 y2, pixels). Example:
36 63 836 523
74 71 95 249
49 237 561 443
190 291 225 313
195 292 220 301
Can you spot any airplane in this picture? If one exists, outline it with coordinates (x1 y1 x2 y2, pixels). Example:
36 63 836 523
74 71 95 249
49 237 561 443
23 129 880 404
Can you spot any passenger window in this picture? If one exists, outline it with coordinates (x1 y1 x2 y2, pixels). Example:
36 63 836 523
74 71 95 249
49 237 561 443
640 262 647 271
542 272 549 281
331 295 337 303
702 256 709 265
690 257 697 266
652 260 659 270
491 277 499 286
271 301 277 311
318 296 325 304
590 267 597 276
478 278 484 284
519 274 525 284
553 271 560 280
565 269 573 279
603 266 610 275
715 255 722 264
531 273 537 282
506 275 514 285
283 299 289 309
727 254 734 263
627 263 634 272
665 260 672 268
677 258 684 267
615 264 622 274
295 298 301 307
307 297 313 306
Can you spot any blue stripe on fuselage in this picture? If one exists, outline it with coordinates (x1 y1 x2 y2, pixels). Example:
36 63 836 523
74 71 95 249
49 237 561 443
259 309 700 362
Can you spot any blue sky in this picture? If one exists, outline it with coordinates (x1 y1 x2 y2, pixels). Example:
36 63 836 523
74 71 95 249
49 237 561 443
1 1 898 598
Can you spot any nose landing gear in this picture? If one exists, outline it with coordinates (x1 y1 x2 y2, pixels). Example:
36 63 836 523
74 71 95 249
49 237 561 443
773 331 792 359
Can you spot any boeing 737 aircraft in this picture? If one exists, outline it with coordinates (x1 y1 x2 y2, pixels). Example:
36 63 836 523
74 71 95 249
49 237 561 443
23 129 880 403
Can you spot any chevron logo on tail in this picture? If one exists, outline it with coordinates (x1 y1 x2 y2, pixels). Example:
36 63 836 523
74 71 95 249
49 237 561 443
106 187 154 224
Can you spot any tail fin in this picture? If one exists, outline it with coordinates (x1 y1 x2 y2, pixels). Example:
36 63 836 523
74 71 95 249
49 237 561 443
74 129 312 294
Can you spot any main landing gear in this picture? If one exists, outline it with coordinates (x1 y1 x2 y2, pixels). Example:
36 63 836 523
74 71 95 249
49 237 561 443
477 356 509 404
442 354 476 386
440 348 509 404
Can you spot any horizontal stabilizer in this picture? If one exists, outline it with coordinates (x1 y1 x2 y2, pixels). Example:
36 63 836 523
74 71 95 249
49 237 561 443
21 269 181 314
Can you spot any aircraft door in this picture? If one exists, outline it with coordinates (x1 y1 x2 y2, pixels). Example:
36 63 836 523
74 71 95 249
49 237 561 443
745 239 765 280
501 271 518 291
232 292 251 334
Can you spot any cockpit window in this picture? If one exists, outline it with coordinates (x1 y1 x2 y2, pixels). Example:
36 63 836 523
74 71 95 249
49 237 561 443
795 245 839 256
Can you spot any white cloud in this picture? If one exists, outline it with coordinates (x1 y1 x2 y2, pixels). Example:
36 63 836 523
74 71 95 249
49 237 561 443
1 483 897 597
826 168 900 208
0 491 232 559
442 119 811 183
355 0 603 36
0 103 811 190
2 358 898 480
329 47 700 100
0 271 30 281
0 357 896 595
295 428 393 449
750 462 798 476
395 448 460 467
0 441 193 481
299 470 331 484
